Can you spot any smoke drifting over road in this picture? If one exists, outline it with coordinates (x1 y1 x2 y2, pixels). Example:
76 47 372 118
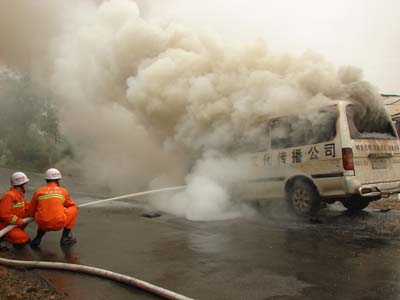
0 0 387 220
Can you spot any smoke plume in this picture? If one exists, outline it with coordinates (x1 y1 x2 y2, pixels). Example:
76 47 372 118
0 0 387 220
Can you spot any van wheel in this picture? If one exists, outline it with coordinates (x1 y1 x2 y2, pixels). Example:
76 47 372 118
287 179 320 216
342 197 370 211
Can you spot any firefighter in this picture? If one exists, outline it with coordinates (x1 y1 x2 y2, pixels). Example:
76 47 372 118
29 168 78 248
0 172 31 248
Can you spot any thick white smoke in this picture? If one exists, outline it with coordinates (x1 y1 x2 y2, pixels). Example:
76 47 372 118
0 0 387 220
149 150 256 221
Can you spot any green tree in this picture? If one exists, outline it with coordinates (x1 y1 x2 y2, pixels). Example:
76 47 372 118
0 72 71 170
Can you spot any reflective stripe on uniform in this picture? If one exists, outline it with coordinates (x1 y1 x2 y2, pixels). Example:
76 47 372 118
37 193 65 202
12 202 25 208
11 215 18 224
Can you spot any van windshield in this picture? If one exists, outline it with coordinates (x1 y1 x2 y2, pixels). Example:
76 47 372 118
346 105 397 139
271 105 337 149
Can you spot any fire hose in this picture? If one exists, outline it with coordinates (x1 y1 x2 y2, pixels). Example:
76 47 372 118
0 186 194 300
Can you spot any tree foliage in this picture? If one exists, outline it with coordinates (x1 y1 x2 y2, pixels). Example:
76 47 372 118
0 73 71 170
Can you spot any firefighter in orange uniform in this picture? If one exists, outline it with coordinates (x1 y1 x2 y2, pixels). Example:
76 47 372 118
29 168 78 248
0 172 31 248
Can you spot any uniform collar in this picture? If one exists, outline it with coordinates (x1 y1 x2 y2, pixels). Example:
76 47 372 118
47 181 59 187
10 187 23 196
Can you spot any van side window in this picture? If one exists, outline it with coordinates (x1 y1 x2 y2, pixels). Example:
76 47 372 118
271 117 291 149
346 105 397 139
271 106 338 149
236 124 269 153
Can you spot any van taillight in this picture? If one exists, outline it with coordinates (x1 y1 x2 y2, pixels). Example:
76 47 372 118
342 148 354 171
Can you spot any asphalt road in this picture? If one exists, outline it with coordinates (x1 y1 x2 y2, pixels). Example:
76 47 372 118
2 168 400 300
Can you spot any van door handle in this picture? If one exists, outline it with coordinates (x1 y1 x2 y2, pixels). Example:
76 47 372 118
263 153 270 165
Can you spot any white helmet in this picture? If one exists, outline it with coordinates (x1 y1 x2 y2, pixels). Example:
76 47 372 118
11 172 30 186
45 168 62 180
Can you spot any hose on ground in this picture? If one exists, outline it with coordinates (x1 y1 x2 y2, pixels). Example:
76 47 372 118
0 186 194 300
0 257 194 300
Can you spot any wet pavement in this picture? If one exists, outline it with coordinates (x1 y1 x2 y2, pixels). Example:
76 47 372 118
11 197 400 300
2 168 400 300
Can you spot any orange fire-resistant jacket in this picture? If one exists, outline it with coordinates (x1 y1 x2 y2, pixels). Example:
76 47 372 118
0 187 30 229
28 182 78 231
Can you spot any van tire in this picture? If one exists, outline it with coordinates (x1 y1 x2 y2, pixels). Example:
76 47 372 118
341 197 370 211
286 178 321 216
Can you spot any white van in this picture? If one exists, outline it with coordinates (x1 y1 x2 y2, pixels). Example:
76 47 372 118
241 100 400 215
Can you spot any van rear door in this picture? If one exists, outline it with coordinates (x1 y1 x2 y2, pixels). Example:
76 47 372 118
345 104 400 184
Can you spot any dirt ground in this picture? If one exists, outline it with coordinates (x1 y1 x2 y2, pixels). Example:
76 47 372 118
368 195 400 210
0 251 66 300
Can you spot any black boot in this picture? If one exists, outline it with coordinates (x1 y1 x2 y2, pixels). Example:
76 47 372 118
30 230 45 249
13 241 29 250
60 228 77 246
0 238 9 252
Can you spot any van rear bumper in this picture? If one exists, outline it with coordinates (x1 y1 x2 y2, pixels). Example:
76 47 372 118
358 186 400 198
345 177 400 198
